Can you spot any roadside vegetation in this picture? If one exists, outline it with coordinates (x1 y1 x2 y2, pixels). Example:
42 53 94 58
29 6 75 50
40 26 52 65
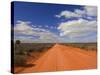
61 43 97 51
14 40 54 66
14 40 97 66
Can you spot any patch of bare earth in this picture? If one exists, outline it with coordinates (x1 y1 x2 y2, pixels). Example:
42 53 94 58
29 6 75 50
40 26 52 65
15 44 97 73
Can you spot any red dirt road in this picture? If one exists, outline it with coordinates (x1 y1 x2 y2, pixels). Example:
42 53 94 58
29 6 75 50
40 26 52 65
20 44 97 73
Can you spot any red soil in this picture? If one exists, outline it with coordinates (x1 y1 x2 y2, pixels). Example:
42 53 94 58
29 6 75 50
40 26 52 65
16 44 97 73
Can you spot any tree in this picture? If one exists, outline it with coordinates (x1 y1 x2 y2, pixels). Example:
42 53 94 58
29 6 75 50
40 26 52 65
15 40 21 50
15 40 21 45
15 40 24 55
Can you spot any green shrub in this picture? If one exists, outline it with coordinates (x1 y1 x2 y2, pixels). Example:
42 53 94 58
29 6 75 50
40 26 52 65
14 55 27 66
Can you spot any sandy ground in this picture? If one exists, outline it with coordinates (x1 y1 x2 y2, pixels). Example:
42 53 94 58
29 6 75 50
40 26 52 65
16 44 97 73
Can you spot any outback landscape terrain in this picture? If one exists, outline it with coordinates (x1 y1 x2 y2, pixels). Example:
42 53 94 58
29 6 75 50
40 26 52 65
13 40 97 73
12 2 97 74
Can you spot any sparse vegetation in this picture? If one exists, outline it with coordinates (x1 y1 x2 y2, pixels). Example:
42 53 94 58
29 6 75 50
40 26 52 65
14 54 26 66
61 43 97 51
14 41 55 66
14 40 27 66
13 41 97 74
14 41 97 67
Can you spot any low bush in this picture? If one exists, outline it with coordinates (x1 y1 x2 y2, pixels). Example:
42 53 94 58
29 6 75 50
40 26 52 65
14 55 27 66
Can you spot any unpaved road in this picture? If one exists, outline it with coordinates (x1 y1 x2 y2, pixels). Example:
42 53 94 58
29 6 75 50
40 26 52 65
19 44 97 73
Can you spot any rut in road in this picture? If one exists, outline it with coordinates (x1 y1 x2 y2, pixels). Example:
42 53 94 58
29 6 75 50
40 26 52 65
21 44 97 73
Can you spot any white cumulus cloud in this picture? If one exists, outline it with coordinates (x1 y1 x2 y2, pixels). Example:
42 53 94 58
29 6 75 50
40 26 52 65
55 10 82 18
14 21 34 35
58 19 97 38
14 20 60 43
84 6 97 16
55 6 97 18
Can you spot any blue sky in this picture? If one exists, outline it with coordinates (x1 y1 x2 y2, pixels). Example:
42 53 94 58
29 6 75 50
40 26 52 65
13 1 97 43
